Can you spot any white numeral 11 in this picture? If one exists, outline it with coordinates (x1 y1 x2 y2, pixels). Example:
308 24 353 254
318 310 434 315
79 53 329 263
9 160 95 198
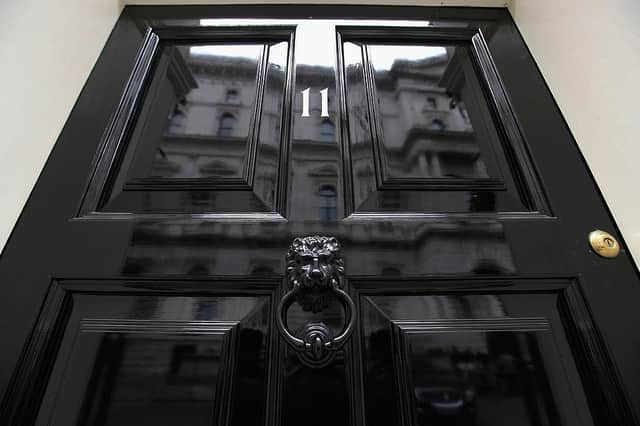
301 88 311 117
320 88 329 117
300 88 329 117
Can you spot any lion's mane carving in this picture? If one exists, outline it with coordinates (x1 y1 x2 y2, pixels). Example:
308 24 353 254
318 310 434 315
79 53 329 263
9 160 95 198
286 236 345 313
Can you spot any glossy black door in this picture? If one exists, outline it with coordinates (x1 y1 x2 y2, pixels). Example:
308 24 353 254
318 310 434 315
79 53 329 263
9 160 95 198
1 6 639 426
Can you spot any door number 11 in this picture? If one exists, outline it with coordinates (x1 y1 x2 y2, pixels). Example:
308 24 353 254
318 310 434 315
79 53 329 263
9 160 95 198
301 88 329 117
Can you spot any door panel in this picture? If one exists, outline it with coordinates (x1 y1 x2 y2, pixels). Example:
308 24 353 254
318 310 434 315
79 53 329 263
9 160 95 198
81 28 295 217
1 6 639 426
337 27 547 217
13 281 276 426
44 332 234 426
357 285 591 426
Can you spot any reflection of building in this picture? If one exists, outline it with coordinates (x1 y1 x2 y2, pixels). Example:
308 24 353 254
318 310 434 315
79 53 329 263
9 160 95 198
77 295 269 425
340 42 503 212
125 41 496 219
122 219 514 328
150 44 284 210
120 42 515 283
366 44 488 180
289 64 341 220
135 43 341 218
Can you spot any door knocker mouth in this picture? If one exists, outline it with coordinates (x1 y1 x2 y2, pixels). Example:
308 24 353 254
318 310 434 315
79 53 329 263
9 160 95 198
301 264 328 288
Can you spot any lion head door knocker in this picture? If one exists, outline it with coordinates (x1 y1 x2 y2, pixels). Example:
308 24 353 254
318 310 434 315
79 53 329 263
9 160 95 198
276 236 355 368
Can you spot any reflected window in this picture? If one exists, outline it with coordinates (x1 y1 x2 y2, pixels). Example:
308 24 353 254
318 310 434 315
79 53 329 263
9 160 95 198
381 266 401 276
195 300 216 319
110 43 264 183
429 118 446 131
344 42 506 182
318 185 337 220
225 89 239 103
218 113 236 137
319 119 335 142
167 107 186 134
458 102 470 123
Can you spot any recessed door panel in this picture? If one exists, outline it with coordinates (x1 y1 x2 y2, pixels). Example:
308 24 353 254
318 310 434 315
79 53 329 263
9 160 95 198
50 333 231 426
34 287 273 426
81 28 294 217
122 43 264 182
338 27 547 217
356 284 603 426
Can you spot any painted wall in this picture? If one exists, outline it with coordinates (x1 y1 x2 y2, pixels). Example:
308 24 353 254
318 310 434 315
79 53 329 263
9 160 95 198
0 0 122 249
509 0 640 264
0 0 638 266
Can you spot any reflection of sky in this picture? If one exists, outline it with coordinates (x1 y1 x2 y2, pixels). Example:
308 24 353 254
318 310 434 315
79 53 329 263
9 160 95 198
369 45 447 70
195 19 435 67
190 44 262 60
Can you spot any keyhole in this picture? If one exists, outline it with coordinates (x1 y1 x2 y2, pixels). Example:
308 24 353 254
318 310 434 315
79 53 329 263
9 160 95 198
604 237 615 248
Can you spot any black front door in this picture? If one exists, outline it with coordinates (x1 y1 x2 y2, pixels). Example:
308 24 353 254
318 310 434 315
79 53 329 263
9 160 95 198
1 6 639 426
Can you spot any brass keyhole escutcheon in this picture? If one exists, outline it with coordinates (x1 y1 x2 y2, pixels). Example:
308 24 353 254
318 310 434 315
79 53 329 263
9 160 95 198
589 230 620 258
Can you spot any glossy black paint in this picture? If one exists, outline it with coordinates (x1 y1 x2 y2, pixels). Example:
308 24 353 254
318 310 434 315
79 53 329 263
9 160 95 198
83 26 296 217
0 5 639 426
339 29 530 216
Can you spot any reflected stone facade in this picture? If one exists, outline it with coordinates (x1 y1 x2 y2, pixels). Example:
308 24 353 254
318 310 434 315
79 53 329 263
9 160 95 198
369 44 487 180
120 43 515 324
129 42 501 218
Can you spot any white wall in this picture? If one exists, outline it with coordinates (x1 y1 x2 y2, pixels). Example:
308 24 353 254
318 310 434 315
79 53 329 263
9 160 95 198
509 0 640 264
0 0 122 250
0 0 638 266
